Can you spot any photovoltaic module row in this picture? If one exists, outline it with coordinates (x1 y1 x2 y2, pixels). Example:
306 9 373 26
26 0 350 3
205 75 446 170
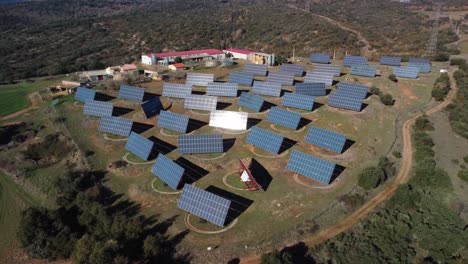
83 100 113 117
393 66 419 79
141 97 163 118
75 87 96 102
162 83 192 98
327 93 363 112
125 132 154 160
209 110 248 130
186 73 214 86
178 134 224 154
243 63 267 76
282 93 315 111
206 82 238 97
152 154 185 190
252 81 282 97
229 71 254 86
118 85 145 102
287 150 336 184
246 127 284 154
99 116 133 136
280 64 304 77
184 95 217 112
310 53 330 64
350 65 376 78
266 107 302 130
337 82 368 100
304 72 334 86
158 111 190 133
379 56 401 66
343 55 368 67
305 127 347 154
312 64 341 77
237 92 264 112
407 62 431 73
267 72 295 86
295 82 326 96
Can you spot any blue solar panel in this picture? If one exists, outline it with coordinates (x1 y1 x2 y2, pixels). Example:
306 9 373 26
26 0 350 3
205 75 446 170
407 62 431 73
350 65 376 78
337 82 368 100
313 65 341 77
343 55 368 67
267 107 302 129
238 92 264 112
83 100 113 117
125 132 154 160
304 72 334 86
75 87 96 102
306 127 347 153
186 73 215 86
118 85 145 102
252 81 282 97
141 97 163 118
267 72 295 86
246 127 284 154
244 64 267 76
207 82 238 97
178 134 223 154
335 88 367 100
310 53 330 64
409 58 431 64
380 56 401 66
393 66 419 79
178 184 231 227
162 83 192 98
287 150 336 184
158 111 189 133
98 116 133 136
229 71 254 86
184 95 217 111
295 82 326 96
280 64 304 76
282 93 315 111
152 154 185 190
327 93 363 112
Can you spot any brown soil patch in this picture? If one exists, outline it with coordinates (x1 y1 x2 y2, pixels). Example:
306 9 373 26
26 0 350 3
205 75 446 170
398 82 417 100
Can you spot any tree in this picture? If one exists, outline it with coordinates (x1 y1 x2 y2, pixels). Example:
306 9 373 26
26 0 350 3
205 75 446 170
143 234 165 260
379 93 394 106
358 167 385 190
370 86 381 95
174 56 183 63
389 74 398 82
261 250 293 264
225 52 233 58
72 235 96 264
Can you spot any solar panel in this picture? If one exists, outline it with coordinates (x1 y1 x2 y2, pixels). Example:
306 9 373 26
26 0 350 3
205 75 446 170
295 82 326 96
118 85 145 102
125 132 154 160
350 65 376 78
407 62 431 73
158 110 190 133
310 53 331 64
393 66 419 79
267 72 295 86
178 184 231 227
178 134 224 154
287 150 336 184
186 73 215 86
327 93 363 112
83 100 113 117
152 154 185 190
98 116 133 136
237 92 264 112
267 107 302 130
246 127 284 154
75 87 96 102
380 56 401 66
252 81 282 97
162 83 192 98
280 64 304 76
313 65 341 77
207 82 238 97
337 82 368 100
304 72 334 86
244 63 267 76
184 95 218 111
141 97 163 118
229 71 254 86
305 127 347 153
209 111 248 130
282 93 315 111
343 55 368 67
409 58 431 64
335 88 367 100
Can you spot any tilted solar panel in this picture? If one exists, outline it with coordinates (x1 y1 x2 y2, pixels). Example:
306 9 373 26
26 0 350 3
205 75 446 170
327 93 363 112
178 134 224 154
186 73 215 86
83 100 113 117
162 83 192 98
184 95 218 111
266 107 302 130
306 127 347 153
209 111 248 130
125 132 154 160
178 184 231 227
252 81 282 97
338 82 368 99
152 154 185 190
75 87 96 102
280 64 304 77
313 65 341 77
246 127 284 154
409 58 431 64
335 88 367 100
304 72 334 86
267 72 295 86
244 63 267 76
158 111 190 133
343 55 368 67
287 150 336 184
237 92 264 112
282 93 315 111
295 82 326 96
350 65 376 78
118 85 145 102
98 116 133 136
380 56 401 66
407 62 431 73
207 82 238 97
141 97 163 118
393 66 419 79
310 53 331 64
229 71 254 86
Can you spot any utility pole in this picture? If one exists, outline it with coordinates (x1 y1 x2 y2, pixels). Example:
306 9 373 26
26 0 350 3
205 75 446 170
305 0 310 13
425 2 441 56
292 45 295 62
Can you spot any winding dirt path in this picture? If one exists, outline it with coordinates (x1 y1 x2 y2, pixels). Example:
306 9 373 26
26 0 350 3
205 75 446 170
0 92 42 121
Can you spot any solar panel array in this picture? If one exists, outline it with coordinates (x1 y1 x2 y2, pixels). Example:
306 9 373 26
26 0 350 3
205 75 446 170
295 82 326 96
380 56 401 66
267 72 295 86
178 134 224 154
141 97 163 118
209 111 248 130
304 72 334 86
178 184 231 227
310 53 330 64
98 116 133 136
267 107 302 130
409 58 431 64
343 55 368 67
229 71 254 86
244 63 267 76
152 154 185 190
83 100 113 117
158 110 190 133
207 82 238 97
282 93 315 111
125 132 154 160
287 150 336 184
237 92 264 112
313 65 341 77
118 85 145 102
246 127 284 154
184 95 218 111
75 87 96 102
408 62 431 73
252 81 282 97
327 93 363 112
350 65 376 78
337 82 368 100
280 64 304 76
393 66 419 79
162 83 192 98
186 73 215 86
306 127 347 153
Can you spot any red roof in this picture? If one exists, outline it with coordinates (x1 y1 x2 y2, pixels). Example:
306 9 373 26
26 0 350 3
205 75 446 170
224 48 252 55
121 64 137 71
172 63 186 68
148 49 224 58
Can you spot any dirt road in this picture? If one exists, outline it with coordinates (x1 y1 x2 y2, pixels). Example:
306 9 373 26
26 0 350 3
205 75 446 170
0 92 42 121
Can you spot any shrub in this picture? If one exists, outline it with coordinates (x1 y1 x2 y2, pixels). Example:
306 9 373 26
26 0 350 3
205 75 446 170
393 151 402 158
261 249 293 264
432 88 446 101
450 58 466 66
379 93 394 105
358 167 385 190
458 170 468 183
389 74 398 82
431 53 449 62
415 116 434 131
370 86 381 95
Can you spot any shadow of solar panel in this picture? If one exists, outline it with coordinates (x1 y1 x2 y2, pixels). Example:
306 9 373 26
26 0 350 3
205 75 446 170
84 100 113 117
186 73 215 86
408 62 431 73
304 72 334 86
238 92 264 112
350 65 376 77
267 107 301 129
393 66 419 79
409 58 431 64
306 127 347 153
267 72 295 86
229 72 254 86
75 87 96 102
287 150 336 184
310 53 330 64
338 82 368 99
380 56 401 66
252 81 282 97
99 116 133 136
295 82 326 96
178 184 231 227
282 93 315 110
152 154 185 190
162 83 192 98
343 55 368 67
246 127 284 154
313 65 341 77
118 85 145 102
328 93 363 112
209 111 248 130
178 134 223 154
280 64 304 76
125 132 154 160
158 111 189 133
141 97 163 118
244 64 267 76
184 95 217 111
207 82 238 97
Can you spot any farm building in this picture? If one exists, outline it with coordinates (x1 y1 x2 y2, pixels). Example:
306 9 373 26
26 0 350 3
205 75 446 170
223 48 275 66
169 63 187 71
142 49 225 66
